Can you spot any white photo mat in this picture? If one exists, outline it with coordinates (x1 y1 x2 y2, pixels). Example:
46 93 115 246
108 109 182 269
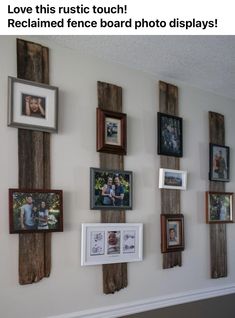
81 223 143 266
159 168 187 190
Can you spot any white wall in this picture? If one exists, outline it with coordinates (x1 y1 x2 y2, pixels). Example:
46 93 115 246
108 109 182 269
0 35 235 318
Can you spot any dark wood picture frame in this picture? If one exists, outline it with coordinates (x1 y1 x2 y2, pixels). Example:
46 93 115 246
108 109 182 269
209 143 230 182
161 214 184 253
206 191 233 223
90 167 133 210
9 189 63 233
157 112 183 157
96 108 127 155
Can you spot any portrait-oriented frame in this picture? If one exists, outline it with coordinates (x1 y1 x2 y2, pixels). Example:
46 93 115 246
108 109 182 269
81 223 143 266
161 214 184 253
96 108 127 155
8 76 58 133
9 188 63 233
206 191 233 224
90 167 133 210
209 143 230 182
159 168 187 190
157 112 183 157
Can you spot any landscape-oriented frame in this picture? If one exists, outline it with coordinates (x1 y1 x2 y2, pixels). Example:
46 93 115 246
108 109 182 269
206 191 233 224
159 168 187 190
157 112 183 157
209 143 230 182
161 214 184 253
81 223 143 266
8 76 58 133
9 188 63 233
96 108 127 155
90 167 133 210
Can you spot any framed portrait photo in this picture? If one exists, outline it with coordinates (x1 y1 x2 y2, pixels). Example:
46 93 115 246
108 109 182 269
159 168 187 190
209 143 230 182
157 112 183 157
161 214 184 253
81 223 143 266
8 76 58 133
90 167 133 210
96 108 127 155
9 189 63 233
206 191 233 223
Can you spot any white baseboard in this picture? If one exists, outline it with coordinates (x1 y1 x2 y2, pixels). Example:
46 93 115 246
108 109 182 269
47 284 235 318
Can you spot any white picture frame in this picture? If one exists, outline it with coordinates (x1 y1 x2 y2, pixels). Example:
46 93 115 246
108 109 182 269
8 76 58 133
159 168 187 190
81 223 143 266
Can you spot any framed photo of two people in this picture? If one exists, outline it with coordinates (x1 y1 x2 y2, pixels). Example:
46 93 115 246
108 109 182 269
9 189 63 233
209 143 230 182
90 167 133 210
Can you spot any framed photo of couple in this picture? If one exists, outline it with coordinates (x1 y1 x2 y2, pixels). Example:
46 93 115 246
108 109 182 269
9 189 63 233
90 167 133 210
161 214 184 253
206 191 233 223
81 223 143 266
209 143 230 182
8 76 58 133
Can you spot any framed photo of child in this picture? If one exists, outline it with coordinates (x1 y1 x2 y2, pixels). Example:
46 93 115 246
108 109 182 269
161 214 184 253
8 76 58 133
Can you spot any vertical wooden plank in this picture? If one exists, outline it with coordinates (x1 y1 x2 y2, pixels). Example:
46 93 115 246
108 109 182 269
208 111 227 278
17 39 51 284
159 81 182 268
98 81 128 294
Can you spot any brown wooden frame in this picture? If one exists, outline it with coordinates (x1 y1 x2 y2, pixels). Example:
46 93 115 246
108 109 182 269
9 189 63 234
97 108 127 155
206 191 233 224
161 214 184 253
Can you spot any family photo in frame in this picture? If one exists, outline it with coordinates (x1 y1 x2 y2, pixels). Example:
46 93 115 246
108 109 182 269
206 191 233 223
209 143 230 182
90 167 133 210
9 189 63 233
8 76 58 133
159 168 187 190
161 214 184 253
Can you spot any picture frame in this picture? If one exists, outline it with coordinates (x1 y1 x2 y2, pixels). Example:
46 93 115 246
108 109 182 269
96 107 127 155
159 168 187 190
209 143 230 182
8 76 58 133
90 167 133 210
81 223 143 266
205 191 233 223
157 112 183 157
9 189 63 233
161 214 184 253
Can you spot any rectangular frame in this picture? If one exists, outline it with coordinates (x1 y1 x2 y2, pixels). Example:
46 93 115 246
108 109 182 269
9 189 63 233
209 143 230 182
206 191 233 223
81 223 143 266
157 112 183 157
159 168 187 190
90 167 133 210
96 108 127 155
161 214 184 253
8 76 58 133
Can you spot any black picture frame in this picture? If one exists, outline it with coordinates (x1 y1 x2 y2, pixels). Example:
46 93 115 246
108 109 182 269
157 112 183 157
209 143 230 182
90 167 133 210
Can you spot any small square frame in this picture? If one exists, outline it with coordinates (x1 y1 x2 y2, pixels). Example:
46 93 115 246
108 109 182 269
205 191 233 223
9 188 63 233
96 108 127 155
161 214 184 253
157 112 183 157
81 223 143 266
209 143 230 182
159 168 187 190
90 167 133 210
8 76 58 133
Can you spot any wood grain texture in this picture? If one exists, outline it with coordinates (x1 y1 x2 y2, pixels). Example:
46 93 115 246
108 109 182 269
208 111 227 278
98 81 127 294
17 38 51 284
159 81 182 268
